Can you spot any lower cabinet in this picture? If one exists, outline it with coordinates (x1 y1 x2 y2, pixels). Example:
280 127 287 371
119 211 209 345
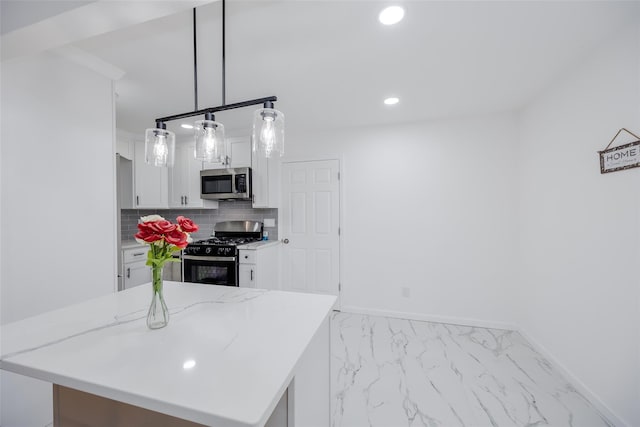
122 247 150 290
238 243 279 289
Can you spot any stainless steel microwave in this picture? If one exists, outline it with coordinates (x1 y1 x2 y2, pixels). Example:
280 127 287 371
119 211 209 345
200 167 252 200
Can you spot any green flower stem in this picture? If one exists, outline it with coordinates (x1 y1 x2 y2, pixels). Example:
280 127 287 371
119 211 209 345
152 264 163 294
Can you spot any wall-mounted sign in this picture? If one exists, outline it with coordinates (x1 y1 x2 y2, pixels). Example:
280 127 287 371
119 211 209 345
599 128 640 174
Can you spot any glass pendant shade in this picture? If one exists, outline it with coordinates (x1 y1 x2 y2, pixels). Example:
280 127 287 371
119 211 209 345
144 126 175 167
252 107 284 158
194 119 226 163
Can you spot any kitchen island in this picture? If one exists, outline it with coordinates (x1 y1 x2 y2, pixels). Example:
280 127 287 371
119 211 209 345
0 282 336 427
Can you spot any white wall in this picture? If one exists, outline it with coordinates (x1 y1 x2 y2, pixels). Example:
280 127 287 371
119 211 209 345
287 113 519 329
517 24 640 427
1 51 116 426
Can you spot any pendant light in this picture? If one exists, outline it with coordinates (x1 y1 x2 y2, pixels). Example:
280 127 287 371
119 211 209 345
252 100 284 158
144 121 175 167
194 112 226 162
147 1 283 166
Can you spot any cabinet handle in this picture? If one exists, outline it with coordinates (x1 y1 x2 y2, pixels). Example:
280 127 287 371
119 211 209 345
132 252 144 257
251 269 254 281
126 267 130 278
181 196 184 205
185 196 188 205
136 196 139 205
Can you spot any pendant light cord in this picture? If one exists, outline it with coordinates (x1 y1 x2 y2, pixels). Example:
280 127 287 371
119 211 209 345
193 8 199 111
222 0 226 105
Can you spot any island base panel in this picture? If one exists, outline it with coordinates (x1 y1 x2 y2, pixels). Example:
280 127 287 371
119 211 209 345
53 385 207 427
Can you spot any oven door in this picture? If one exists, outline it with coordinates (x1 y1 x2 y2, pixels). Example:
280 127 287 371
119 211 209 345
183 255 238 286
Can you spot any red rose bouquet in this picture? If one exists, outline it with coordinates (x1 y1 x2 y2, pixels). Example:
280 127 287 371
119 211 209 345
135 214 199 268
134 215 199 329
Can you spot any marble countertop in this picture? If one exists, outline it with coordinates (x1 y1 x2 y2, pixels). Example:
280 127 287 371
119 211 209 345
237 240 280 250
0 283 336 427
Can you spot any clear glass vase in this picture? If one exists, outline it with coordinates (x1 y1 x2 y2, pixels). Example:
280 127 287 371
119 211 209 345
147 265 169 329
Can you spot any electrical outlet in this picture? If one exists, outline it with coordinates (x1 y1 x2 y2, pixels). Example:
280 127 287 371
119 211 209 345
264 218 276 227
402 287 411 298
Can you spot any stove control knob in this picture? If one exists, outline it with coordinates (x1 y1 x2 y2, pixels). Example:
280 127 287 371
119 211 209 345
205 247 212 254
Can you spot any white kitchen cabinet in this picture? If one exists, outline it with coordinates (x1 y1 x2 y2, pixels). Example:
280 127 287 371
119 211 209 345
169 142 218 209
116 154 134 209
251 136 281 208
202 136 251 170
239 264 256 288
228 137 251 168
199 134 279 208
116 129 135 161
122 246 151 290
134 139 169 208
238 242 279 289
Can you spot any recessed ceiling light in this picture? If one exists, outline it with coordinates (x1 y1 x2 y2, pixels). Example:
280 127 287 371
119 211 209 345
384 97 399 105
379 6 405 26
181 123 194 129
183 359 196 370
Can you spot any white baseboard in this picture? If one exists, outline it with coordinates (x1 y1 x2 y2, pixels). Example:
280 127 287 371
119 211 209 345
517 327 628 427
339 305 518 331
338 305 627 427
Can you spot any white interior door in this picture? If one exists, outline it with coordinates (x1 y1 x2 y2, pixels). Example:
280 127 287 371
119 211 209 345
281 160 340 304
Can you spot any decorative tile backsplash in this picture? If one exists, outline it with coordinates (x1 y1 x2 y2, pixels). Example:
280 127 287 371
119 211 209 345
121 201 278 242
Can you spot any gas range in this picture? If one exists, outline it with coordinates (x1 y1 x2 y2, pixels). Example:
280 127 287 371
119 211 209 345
182 221 263 286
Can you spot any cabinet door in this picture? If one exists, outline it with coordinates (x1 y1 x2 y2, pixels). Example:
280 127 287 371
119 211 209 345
184 144 206 208
252 141 268 207
134 140 168 208
124 260 151 290
251 138 281 208
168 144 187 208
228 138 251 168
169 143 203 208
238 264 256 288
202 137 251 169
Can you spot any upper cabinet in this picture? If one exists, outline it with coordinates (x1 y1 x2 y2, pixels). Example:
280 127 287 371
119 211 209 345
202 137 251 170
169 142 218 209
116 130 136 209
116 129 135 161
228 138 251 168
251 136 281 209
133 139 169 208
125 132 278 210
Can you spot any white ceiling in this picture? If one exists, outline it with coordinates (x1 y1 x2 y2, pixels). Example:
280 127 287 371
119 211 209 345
6 1 640 138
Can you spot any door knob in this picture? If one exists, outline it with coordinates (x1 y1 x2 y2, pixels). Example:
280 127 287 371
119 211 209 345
283 238 289 244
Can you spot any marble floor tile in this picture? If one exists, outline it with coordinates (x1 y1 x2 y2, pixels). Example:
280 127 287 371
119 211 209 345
331 312 612 427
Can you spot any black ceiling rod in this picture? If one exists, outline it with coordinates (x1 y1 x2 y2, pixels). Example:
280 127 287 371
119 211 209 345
222 0 226 106
154 0 278 125
156 96 278 123
193 8 199 111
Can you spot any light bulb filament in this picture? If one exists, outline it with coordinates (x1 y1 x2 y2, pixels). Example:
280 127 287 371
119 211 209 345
153 134 168 166
260 117 275 156
204 127 217 157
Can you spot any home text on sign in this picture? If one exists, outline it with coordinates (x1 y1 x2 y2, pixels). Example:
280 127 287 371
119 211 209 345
599 140 640 174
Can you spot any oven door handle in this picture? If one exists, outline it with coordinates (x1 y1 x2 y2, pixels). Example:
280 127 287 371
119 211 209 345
183 255 236 262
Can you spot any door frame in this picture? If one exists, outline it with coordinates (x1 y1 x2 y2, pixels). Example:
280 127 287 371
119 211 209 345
278 157 344 310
